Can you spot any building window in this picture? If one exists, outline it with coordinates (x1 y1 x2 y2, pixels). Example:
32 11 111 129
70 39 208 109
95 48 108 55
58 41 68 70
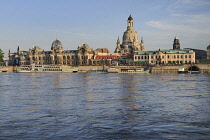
181 55 183 58
141 56 143 59
162 56 164 59
189 55 191 58
185 55 187 58
138 56 140 59
174 55 176 59
145 56 147 59
151 56 153 59
177 55 179 59
168 55 170 59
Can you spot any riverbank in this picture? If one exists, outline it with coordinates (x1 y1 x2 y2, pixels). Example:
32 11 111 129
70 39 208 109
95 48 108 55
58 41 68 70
1 64 210 74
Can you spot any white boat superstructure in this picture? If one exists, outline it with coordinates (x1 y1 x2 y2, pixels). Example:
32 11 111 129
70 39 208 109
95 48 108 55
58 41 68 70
16 64 78 73
107 67 150 73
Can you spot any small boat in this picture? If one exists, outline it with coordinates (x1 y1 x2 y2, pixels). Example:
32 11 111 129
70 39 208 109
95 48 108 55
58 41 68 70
16 64 78 73
178 68 200 74
88 69 108 74
108 67 150 73
177 68 189 74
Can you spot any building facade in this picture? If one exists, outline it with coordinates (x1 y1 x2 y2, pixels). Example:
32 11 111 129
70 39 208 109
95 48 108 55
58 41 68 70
114 15 145 53
134 49 195 65
9 37 99 66
8 37 118 66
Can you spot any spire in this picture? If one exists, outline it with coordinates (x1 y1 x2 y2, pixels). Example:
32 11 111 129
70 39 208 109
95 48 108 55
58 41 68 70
117 36 120 43
56 35 58 40
141 37 144 43
128 15 133 20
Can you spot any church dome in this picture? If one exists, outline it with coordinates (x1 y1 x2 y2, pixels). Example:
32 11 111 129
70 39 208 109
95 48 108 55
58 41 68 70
122 30 138 44
51 36 63 50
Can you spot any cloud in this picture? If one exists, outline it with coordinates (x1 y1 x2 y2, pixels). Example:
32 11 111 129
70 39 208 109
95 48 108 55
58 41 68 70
146 13 210 35
48 29 93 37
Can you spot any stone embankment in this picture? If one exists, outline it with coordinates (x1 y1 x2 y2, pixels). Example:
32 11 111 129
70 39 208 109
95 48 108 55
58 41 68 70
0 66 15 73
1 64 210 74
151 64 210 74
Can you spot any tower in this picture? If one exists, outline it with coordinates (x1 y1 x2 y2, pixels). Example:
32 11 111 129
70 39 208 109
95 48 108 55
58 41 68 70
173 36 180 50
140 37 145 51
127 15 134 30
114 15 145 53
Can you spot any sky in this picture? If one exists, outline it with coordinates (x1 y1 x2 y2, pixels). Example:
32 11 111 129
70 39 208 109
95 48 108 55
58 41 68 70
0 0 210 56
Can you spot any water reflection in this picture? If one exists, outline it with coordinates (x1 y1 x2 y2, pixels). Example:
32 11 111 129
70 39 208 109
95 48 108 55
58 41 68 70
0 73 210 139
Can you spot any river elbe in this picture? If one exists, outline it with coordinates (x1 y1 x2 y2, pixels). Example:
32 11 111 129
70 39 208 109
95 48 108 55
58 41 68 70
0 73 210 140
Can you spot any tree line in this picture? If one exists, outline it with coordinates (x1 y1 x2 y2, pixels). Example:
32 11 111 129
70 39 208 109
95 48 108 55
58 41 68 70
0 49 4 65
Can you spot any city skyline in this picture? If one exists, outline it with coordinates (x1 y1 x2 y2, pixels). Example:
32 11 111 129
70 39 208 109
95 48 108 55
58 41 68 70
1 0 210 55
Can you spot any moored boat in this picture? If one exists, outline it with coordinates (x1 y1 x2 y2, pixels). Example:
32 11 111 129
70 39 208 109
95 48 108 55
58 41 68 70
177 68 200 74
88 69 108 74
16 64 78 73
108 67 149 73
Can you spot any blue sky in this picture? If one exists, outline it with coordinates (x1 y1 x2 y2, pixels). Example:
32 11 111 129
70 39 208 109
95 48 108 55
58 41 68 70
0 0 210 55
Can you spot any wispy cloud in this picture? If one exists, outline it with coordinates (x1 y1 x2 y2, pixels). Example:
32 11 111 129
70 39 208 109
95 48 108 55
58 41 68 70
146 13 210 35
48 30 93 37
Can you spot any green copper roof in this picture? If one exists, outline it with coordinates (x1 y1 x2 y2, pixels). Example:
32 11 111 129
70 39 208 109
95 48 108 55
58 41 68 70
134 49 194 55
175 36 179 39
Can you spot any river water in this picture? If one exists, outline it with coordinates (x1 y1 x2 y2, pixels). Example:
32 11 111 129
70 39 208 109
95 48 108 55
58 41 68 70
0 73 210 140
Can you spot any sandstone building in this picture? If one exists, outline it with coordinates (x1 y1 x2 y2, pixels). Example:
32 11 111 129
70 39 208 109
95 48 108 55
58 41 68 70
114 15 145 53
134 49 195 65
134 37 195 65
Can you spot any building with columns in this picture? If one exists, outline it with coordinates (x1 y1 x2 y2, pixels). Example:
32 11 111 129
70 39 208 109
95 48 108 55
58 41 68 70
134 49 195 65
8 36 117 66
134 36 195 65
9 36 96 66
114 15 145 53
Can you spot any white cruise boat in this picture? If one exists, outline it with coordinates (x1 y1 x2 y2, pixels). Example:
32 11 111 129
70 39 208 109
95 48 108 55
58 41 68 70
16 64 78 73
107 67 150 73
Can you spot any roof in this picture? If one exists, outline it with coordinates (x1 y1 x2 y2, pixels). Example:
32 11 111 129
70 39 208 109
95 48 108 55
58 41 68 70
174 36 179 39
63 50 78 53
95 55 118 59
128 15 133 20
134 49 195 55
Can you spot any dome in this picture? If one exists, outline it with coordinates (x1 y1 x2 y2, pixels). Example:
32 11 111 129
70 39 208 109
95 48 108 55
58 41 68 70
51 37 63 50
122 30 138 44
207 45 210 49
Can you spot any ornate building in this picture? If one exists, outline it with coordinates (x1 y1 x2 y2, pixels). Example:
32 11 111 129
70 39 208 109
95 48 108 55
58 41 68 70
114 15 145 53
9 36 97 66
173 36 180 50
8 36 118 66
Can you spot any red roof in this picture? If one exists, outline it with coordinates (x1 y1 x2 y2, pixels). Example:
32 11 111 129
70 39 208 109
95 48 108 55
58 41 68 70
95 55 118 59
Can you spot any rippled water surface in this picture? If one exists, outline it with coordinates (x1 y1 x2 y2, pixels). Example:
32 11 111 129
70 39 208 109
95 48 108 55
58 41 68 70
0 73 210 140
